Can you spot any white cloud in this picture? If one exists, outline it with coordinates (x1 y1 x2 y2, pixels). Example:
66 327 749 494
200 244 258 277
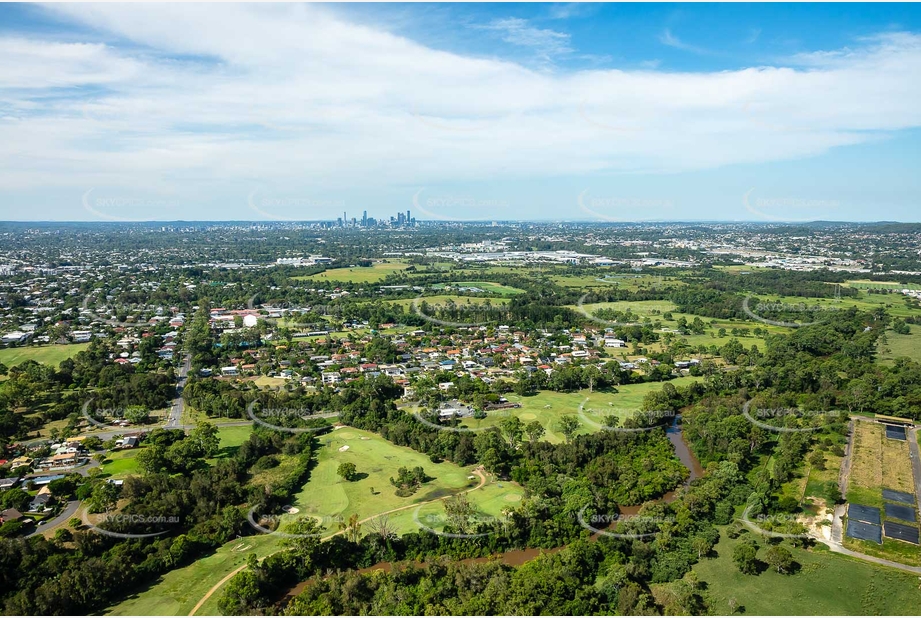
476 17 573 62
0 4 920 217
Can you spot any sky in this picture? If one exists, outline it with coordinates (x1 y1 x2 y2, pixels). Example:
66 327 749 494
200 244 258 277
1 2 921 223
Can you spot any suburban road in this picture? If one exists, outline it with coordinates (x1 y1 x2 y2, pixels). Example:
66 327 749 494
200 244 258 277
167 352 192 428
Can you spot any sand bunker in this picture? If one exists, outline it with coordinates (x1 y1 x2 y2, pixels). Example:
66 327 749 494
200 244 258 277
282 505 300 514
338 445 350 452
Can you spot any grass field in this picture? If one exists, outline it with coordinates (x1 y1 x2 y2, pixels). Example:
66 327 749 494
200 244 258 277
878 324 921 365
101 449 141 478
443 281 524 295
388 295 511 309
439 379 701 443
571 299 782 354
847 422 885 506
281 427 497 535
759 292 921 321
105 533 283 616
296 260 410 283
0 343 89 368
692 526 921 614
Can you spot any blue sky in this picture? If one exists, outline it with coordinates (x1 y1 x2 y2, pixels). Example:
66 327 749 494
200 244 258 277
1 2 920 222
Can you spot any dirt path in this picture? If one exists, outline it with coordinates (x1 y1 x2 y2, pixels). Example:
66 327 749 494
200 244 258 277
188 467 488 616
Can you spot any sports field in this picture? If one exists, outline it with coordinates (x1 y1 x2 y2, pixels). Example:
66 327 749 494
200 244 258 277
0 343 89 368
692 527 921 614
388 295 511 309
444 281 524 295
296 260 410 283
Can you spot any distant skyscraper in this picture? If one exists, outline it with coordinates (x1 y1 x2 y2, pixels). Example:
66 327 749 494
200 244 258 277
362 210 367 226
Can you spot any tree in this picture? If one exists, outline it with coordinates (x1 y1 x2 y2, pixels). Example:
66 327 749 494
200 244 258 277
87 482 119 513
499 416 524 450
732 541 759 575
764 545 794 574
337 462 358 482
524 420 545 443
558 416 580 443
189 420 220 457
124 405 150 425
444 492 476 534
691 535 713 559
338 513 361 543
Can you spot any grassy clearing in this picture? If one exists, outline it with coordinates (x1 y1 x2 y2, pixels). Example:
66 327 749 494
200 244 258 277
441 379 701 443
846 422 885 506
882 435 915 494
443 281 524 295
878 324 921 365
296 260 410 283
105 534 283 616
692 526 921 614
388 295 511 309
101 449 141 478
281 427 480 535
0 343 90 368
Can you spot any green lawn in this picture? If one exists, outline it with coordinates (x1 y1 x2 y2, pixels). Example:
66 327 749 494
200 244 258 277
211 425 253 461
692 527 921 614
442 379 701 443
878 324 921 365
100 449 141 478
389 295 511 309
296 260 410 283
105 533 282 616
281 427 481 535
0 343 89 368
445 281 524 295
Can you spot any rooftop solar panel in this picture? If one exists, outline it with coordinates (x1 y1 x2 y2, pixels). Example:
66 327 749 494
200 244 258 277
847 520 882 544
849 504 882 525
882 488 915 505
884 503 917 522
883 521 920 544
